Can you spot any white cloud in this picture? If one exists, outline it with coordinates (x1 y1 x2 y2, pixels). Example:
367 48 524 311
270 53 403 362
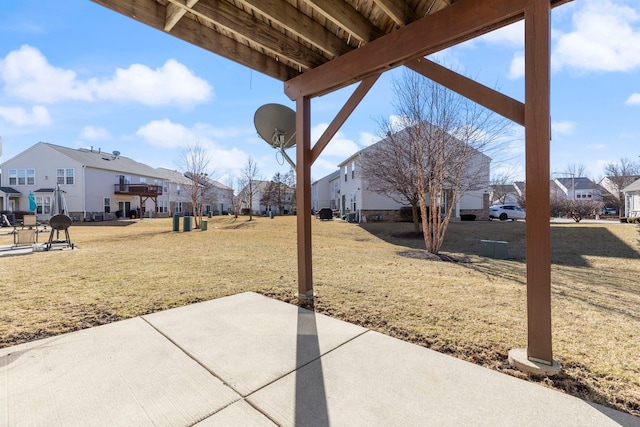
92 59 212 106
477 21 523 47
507 51 525 80
136 119 194 148
311 123 360 158
0 45 92 102
0 45 212 106
626 93 640 105
80 126 111 141
359 132 379 147
552 121 577 136
552 0 640 73
0 105 51 126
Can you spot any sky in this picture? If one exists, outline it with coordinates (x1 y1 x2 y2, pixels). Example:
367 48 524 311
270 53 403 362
1 0 639 186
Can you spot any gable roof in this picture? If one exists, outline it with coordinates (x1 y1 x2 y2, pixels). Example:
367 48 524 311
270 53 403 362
43 143 165 179
338 121 491 168
555 177 597 191
622 177 640 193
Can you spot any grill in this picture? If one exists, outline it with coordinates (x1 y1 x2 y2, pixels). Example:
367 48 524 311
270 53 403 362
45 214 74 251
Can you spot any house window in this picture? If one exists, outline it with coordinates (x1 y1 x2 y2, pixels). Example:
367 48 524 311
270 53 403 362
8 169 17 185
57 168 74 185
162 181 169 192
352 161 355 179
176 184 181 195
158 200 168 213
176 202 183 213
104 197 111 213
140 177 147 183
9 169 35 186
36 196 51 215
344 167 348 182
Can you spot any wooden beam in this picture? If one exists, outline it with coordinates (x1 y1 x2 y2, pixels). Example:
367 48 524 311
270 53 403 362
285 0 569 99
406 58 525 126
183 0 326 70
311 73 381 163
305 0 384 44
296 96 313 301
164 0 199 32
373 0 418 26
91 0 297 81
237 0 352 59
524 0 553 364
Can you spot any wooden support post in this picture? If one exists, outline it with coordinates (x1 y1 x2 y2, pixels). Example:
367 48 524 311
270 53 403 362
296 96 314 303
524 0 553 365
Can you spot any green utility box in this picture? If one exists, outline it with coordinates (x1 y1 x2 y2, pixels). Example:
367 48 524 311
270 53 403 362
480 240 509 259
183 216 192 232
201 220 208 231
172 214 180 232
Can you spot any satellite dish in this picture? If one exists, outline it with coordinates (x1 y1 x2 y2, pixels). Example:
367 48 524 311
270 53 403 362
254 103 296 149
254 103 297 169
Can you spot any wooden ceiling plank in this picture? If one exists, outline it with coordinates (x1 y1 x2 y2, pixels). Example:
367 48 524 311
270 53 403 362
311 73 381 163
164 0 199 32
285 0 546 99
184 0 325 70
305 0 384 43
237 0 352 59
92 0 297 81
373 0 418 26
406 58 525 125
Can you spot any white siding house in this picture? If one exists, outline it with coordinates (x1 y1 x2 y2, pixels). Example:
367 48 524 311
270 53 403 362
311 170 340 211
1 142 232 221
329 133 491 222
622 178 640 218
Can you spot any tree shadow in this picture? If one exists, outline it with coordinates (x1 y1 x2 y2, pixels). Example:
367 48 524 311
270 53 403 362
359 222 640 268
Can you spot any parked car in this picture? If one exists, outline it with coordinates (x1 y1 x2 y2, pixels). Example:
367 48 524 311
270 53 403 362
489 204 526 221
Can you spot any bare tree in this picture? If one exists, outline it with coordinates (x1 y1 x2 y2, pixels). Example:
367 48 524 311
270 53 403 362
489 166 521 205
603 158 640 211
564 163 588 178
359 127 422 232
237 157 261 221
260 172 294 215
362 69 511 254
180 141 214 229
225 175 239 218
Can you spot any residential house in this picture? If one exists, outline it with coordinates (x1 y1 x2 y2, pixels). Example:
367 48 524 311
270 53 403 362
313 130 491 222
551 177 602 201
239 180 295 215
311 170 340 212
155 168 233 216
489 183 521 205
0 142 232 222
622 177 640 218
599 175 640 210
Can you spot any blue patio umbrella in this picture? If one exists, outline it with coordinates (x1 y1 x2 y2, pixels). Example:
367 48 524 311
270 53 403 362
28 191 37 212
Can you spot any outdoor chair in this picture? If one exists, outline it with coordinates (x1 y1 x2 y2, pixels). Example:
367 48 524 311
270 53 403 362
21 215 39 229
14 229 37 246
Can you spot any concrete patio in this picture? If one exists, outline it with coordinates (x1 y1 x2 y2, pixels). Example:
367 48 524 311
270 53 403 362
1 292 638 426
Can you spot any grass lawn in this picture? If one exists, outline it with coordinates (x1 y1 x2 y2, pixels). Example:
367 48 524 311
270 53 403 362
1 216 639 416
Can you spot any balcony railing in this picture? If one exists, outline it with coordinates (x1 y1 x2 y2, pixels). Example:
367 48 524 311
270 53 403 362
114 184 163 196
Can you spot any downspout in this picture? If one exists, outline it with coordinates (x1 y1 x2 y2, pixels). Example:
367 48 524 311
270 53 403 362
82 165 86 220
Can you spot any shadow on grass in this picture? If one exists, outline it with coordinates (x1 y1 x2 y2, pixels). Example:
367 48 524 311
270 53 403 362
71 220 137 227
359 222 640 268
